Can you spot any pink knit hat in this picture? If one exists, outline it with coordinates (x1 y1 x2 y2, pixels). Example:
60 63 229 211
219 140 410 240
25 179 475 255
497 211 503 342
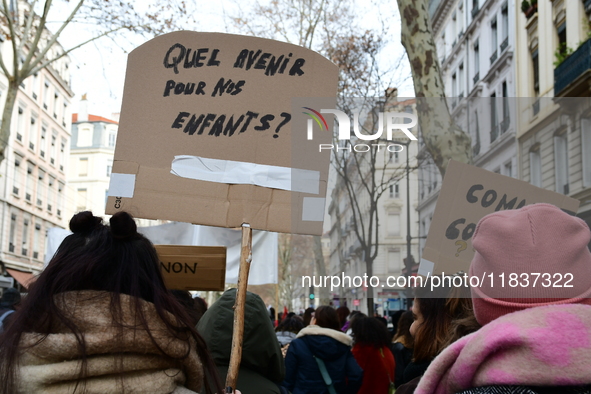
469 203 591 325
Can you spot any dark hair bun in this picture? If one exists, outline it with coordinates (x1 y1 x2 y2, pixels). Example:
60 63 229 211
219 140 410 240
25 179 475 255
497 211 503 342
110 211 138 240
70 211 103 234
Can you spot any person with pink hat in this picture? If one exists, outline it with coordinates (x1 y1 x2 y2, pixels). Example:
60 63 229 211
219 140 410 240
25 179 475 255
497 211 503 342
415 203 591 394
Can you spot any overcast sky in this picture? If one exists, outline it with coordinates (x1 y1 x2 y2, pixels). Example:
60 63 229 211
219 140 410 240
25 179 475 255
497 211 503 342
54 0 411 120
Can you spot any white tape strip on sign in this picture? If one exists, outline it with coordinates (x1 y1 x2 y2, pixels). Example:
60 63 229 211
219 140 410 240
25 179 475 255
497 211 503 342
107 173 136 198
302 197 325 222
170 155 321 194
418 258 435 277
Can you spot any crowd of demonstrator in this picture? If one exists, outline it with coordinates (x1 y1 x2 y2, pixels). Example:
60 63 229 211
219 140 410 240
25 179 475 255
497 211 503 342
1 203 591 393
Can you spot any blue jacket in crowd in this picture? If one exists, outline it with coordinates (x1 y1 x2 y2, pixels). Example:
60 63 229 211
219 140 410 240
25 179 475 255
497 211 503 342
282 325 363 394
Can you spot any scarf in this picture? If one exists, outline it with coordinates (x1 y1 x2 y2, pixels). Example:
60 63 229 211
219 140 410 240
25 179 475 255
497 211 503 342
17 291 203 394
416 304 591 394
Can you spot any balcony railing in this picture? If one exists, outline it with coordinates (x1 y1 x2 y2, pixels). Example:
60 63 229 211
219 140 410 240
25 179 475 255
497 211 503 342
490 124 499 142
533 99 540 116
554 38 591 96
490 50 498 65
500 37 508 52
471 5 480 18
500 116 510 133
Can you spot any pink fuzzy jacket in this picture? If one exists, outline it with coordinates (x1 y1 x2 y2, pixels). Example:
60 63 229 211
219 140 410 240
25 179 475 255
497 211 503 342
415 304 591 394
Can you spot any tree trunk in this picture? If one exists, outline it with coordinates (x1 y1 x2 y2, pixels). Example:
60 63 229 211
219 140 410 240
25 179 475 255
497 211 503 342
313 235 330 306
0 80 19 164
365 247 374 316
397 0 472 175
278 234 293 311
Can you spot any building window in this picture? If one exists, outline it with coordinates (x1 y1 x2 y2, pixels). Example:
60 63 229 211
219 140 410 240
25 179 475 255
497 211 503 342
43 81 50 110
28 116 37 151
63 102 68 126
79 157 89 176
47 176 54 212
387 213 400 236
60 138 66 171
490 18 498 63
108 132 116 148
504 160 513 178
490 93 498 142
22 218 29 256
458 63 464 97
389 183 400 199
107 163 112 177
557 22 567 57
582 118 591 187
32 73 39 100
501 81 510 133
457 3 464 38
529 148 542 187
501 3 509 51
554 133 569 194
473 40 480 83
57 183 64 217
532 49 539 96
40 126 47 158
50 133 57 165
16 106 24 142
25 163 34 202
9 213 16 253
36 170 44 206
33 223 41 260
53 92 59 119
13 156 22 196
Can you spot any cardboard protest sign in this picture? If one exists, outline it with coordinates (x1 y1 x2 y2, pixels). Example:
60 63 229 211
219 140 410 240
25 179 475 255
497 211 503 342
419 160 580 276
155 245 226 291
105 31 338 235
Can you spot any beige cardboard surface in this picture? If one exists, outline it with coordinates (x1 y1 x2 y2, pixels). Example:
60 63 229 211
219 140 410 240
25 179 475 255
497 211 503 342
156 245 226 291
421 160 580 275
105 31 338 235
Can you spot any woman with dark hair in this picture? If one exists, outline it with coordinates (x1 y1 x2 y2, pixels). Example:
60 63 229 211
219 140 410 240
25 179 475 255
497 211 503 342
343 310 365 336
302 307 314 327
276 315 304 348
335 306 350 331
392 310 414 388
351 316 396 394
396 277 476 394
0 211 224 394
283 305 363 394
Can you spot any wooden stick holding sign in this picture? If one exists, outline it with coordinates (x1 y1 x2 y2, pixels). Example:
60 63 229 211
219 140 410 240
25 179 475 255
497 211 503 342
225 224 253 392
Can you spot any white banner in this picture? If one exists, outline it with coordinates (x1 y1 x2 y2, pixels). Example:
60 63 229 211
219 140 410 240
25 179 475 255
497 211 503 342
45 222 278 285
